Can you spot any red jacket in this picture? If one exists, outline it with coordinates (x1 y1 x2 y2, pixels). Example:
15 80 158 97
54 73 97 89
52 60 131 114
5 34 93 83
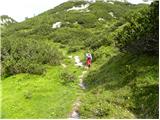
87 57 91 65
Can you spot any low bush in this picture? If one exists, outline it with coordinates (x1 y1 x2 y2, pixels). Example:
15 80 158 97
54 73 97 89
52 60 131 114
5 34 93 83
94 46 118 61
68 46 81 53
59 44 66 48
114 1 159 55
24 90 32 99
1 37 63 77
60 71 76 85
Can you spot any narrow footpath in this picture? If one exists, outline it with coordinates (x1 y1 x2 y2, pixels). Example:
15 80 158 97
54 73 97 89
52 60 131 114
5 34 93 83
68 55 88 119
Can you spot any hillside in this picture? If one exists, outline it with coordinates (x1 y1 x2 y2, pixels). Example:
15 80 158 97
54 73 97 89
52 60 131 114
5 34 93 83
0 15 17 27
1 0 159 119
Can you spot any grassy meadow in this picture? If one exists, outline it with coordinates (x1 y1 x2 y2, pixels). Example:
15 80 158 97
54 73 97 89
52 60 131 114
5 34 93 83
1 0 159 119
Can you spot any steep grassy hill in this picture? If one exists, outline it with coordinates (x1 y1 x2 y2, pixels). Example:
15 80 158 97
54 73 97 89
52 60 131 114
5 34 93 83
1 0 149 77
80 53 158 118
1 0 159 119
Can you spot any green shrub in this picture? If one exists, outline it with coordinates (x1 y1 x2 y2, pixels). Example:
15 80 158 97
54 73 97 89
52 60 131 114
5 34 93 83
94 46 118 61
65 12 97 28
68 46 81 53
59 44 66 48
68 47 78 53
1 37 62 77
30 24 53 36
60 71 76 85
49 27 92 46
24 90 32 99
114 1 159 55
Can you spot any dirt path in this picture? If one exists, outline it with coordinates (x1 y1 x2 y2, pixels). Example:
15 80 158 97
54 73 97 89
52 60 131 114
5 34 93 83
79 71 87 89
68 56 87 119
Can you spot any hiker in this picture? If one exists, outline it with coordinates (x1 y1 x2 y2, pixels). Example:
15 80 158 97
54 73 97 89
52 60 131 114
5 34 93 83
86 52 92 68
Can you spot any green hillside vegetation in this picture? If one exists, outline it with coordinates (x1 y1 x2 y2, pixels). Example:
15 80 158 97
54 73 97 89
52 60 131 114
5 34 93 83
80 53 158 118
1 37 62 77
1 0 159 119
0 15 17 26
80 1 159 118
2 64 84 118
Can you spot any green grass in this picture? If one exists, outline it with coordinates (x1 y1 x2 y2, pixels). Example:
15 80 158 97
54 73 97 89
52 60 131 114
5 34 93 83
0 80 2 117
2 48 158 119
1 61 83 119
79 53 159 119
1 0 158 119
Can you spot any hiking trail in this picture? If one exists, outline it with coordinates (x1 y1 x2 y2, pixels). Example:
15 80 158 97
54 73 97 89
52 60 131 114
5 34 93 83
68 55 87 119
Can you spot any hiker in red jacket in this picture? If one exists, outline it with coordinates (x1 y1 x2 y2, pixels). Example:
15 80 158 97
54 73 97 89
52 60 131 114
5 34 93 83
86 53 92 68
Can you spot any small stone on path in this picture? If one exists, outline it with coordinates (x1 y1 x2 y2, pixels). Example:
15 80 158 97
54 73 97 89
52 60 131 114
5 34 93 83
68 56 73 59
70 111 79 118
79 83 86 89
74 56 83 67
82 71 87 74
61 63 67 68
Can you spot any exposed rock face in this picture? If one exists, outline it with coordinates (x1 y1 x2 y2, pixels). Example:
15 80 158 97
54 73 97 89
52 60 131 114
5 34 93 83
67 3 90 12
52 22 62 29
